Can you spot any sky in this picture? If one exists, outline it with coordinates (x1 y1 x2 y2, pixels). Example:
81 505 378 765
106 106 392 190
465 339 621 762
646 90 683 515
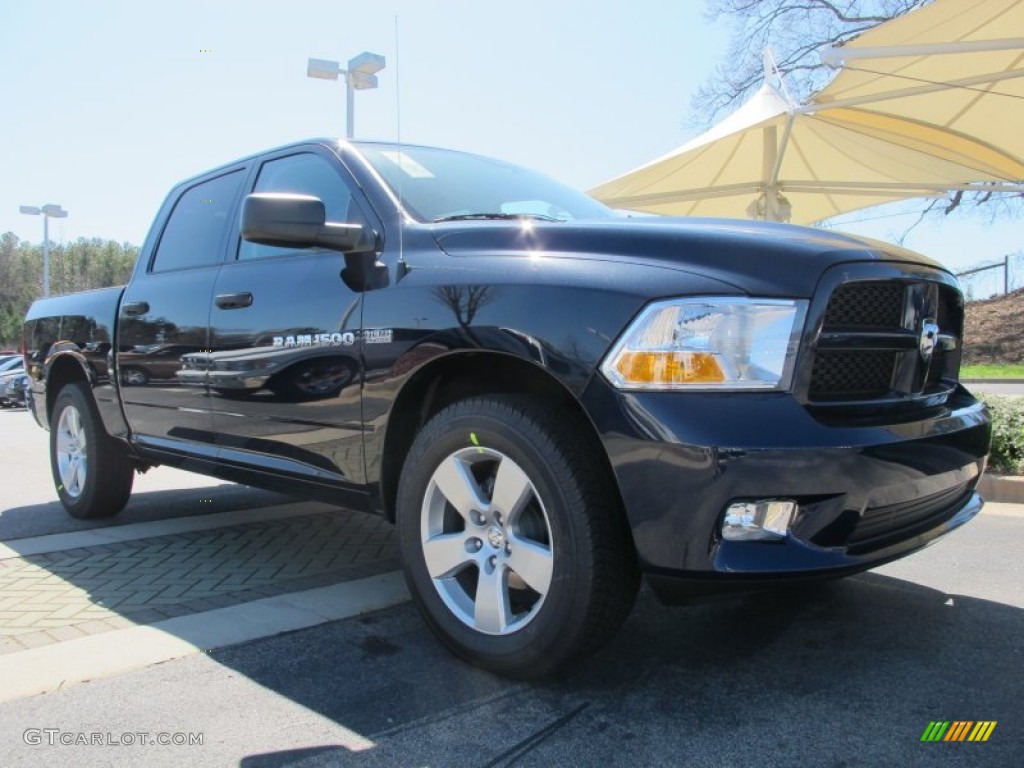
0 0 1018 274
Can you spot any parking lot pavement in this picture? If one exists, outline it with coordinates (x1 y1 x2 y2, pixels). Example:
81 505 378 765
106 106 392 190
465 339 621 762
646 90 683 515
2 405 1021 765
0 505 398 654
0 505 1020 768
0 406 407 699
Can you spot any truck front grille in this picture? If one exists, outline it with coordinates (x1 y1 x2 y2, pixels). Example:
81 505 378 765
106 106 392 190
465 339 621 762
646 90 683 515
807 278 962 403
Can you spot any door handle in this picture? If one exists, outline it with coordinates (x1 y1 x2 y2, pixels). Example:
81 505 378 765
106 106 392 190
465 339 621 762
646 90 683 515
215 292 253 310
122 301 149 316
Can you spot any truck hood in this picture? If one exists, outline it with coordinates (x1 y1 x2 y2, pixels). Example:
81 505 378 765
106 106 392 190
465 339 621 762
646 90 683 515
430 217 947 297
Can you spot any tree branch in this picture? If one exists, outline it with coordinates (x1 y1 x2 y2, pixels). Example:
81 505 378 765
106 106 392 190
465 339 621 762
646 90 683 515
807 0 894 24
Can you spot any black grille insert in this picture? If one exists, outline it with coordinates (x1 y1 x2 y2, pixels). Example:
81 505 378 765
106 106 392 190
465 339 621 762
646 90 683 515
810 350 896 399
823 283 905 328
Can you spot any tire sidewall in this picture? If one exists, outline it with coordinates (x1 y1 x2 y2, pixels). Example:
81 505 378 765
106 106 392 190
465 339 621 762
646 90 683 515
397 403 594 670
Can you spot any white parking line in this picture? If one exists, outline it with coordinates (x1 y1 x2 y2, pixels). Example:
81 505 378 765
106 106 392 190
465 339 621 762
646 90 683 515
0 570 410 703
0 502 335 561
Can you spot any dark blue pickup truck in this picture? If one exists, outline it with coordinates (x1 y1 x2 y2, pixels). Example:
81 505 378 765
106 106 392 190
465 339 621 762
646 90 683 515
23 139 990 677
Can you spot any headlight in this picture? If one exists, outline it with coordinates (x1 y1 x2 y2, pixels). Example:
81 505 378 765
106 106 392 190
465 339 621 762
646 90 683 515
600 297 807 391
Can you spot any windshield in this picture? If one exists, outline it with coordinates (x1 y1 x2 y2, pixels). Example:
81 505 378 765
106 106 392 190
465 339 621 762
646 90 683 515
355 143 613 223
0 357 23 372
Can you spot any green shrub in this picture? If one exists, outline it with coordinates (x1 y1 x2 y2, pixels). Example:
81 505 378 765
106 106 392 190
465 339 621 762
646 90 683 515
982 396 1024 475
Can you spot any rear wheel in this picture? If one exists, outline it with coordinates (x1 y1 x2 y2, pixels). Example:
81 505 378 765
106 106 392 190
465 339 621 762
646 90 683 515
396 395 639 678
50 383 134 519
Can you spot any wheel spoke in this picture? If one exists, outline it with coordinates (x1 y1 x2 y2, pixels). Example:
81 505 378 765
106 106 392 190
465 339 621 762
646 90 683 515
507 536 553 594
491 457 533 520
67 460 81 495
423 533 474 578
433 455 486 521
474 564 510 634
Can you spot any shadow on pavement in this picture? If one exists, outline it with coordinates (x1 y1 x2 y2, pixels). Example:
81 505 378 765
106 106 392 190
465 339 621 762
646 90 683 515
219 573 1022 767
0 484 294 541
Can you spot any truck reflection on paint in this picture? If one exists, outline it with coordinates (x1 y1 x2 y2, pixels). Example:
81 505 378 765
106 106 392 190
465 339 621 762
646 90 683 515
178 344 357 401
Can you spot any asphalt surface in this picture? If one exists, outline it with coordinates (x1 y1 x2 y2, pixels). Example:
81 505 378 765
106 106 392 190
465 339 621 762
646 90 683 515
1 404 1022 766
1 511 1021 767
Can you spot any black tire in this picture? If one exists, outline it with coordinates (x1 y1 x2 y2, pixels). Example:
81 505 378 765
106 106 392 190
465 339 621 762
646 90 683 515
50 382 134 519
396 395 639 678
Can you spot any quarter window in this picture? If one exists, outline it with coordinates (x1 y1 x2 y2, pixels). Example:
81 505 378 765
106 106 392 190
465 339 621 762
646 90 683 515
152 171 244 272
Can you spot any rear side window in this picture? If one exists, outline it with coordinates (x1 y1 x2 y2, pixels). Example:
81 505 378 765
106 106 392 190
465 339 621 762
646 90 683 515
152 170 244 272
239 153 366 261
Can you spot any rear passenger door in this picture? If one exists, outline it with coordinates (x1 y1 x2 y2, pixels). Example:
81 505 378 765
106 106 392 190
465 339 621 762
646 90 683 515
118 168 245 451
205 148 375 497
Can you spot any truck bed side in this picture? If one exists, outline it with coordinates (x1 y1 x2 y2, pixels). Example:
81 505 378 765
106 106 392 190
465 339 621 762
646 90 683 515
23 285 128 438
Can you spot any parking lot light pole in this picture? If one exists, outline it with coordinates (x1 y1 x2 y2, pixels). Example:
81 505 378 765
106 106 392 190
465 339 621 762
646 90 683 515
306 51 386 139
19 204 68 298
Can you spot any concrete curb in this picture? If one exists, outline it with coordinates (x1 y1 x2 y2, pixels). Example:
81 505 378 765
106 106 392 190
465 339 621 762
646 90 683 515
978 474 1024 504
962 378 1024 384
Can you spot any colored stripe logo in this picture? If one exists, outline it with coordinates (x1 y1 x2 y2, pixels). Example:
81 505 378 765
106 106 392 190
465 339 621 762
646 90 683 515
920 721 997 742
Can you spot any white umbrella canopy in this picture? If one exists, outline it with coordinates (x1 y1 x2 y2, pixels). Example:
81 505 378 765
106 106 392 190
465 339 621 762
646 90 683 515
590 0 1024 225
589 81 1024 224
818 0 1024 160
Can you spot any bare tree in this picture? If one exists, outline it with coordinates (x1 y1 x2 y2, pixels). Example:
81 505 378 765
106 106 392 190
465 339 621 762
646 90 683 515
691 0 925 128
432 285 495 329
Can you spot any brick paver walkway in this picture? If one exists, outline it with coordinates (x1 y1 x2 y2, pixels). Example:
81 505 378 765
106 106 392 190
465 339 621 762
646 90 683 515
0 509 398 654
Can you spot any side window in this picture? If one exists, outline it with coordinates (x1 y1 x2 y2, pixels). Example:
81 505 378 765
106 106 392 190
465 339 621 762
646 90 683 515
239 153 367 261
152 171 244 272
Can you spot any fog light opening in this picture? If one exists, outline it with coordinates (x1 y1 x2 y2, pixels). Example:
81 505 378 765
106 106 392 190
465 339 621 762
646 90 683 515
722 500 797 541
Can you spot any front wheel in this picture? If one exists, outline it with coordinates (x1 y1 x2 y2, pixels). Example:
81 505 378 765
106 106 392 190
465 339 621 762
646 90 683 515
50 383 134 519
396 396 639 678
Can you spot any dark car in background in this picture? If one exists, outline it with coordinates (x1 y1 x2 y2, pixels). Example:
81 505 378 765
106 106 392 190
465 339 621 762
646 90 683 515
0 356 27 408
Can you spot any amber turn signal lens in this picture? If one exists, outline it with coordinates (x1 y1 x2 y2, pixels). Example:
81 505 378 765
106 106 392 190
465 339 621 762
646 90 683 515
613 351 726 385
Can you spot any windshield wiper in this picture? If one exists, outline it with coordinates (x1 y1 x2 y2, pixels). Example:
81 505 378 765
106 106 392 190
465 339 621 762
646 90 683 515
432 212 562 223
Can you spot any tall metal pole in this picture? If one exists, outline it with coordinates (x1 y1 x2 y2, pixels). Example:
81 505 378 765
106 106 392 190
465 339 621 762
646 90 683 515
43 214 51 298
345 72 355 139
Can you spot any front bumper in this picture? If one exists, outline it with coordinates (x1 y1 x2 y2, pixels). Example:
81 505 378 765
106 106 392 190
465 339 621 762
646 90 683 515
581 376 990 603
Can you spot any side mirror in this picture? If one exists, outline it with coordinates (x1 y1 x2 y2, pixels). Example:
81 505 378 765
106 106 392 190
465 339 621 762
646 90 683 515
240 193 377 254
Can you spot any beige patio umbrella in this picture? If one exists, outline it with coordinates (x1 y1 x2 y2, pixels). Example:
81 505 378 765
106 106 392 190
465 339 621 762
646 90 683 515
589 0 1024 224
816 0 1024 176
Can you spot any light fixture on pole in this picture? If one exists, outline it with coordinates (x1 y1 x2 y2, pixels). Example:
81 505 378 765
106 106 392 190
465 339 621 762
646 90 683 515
307 51 386 139
19 203 68 298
